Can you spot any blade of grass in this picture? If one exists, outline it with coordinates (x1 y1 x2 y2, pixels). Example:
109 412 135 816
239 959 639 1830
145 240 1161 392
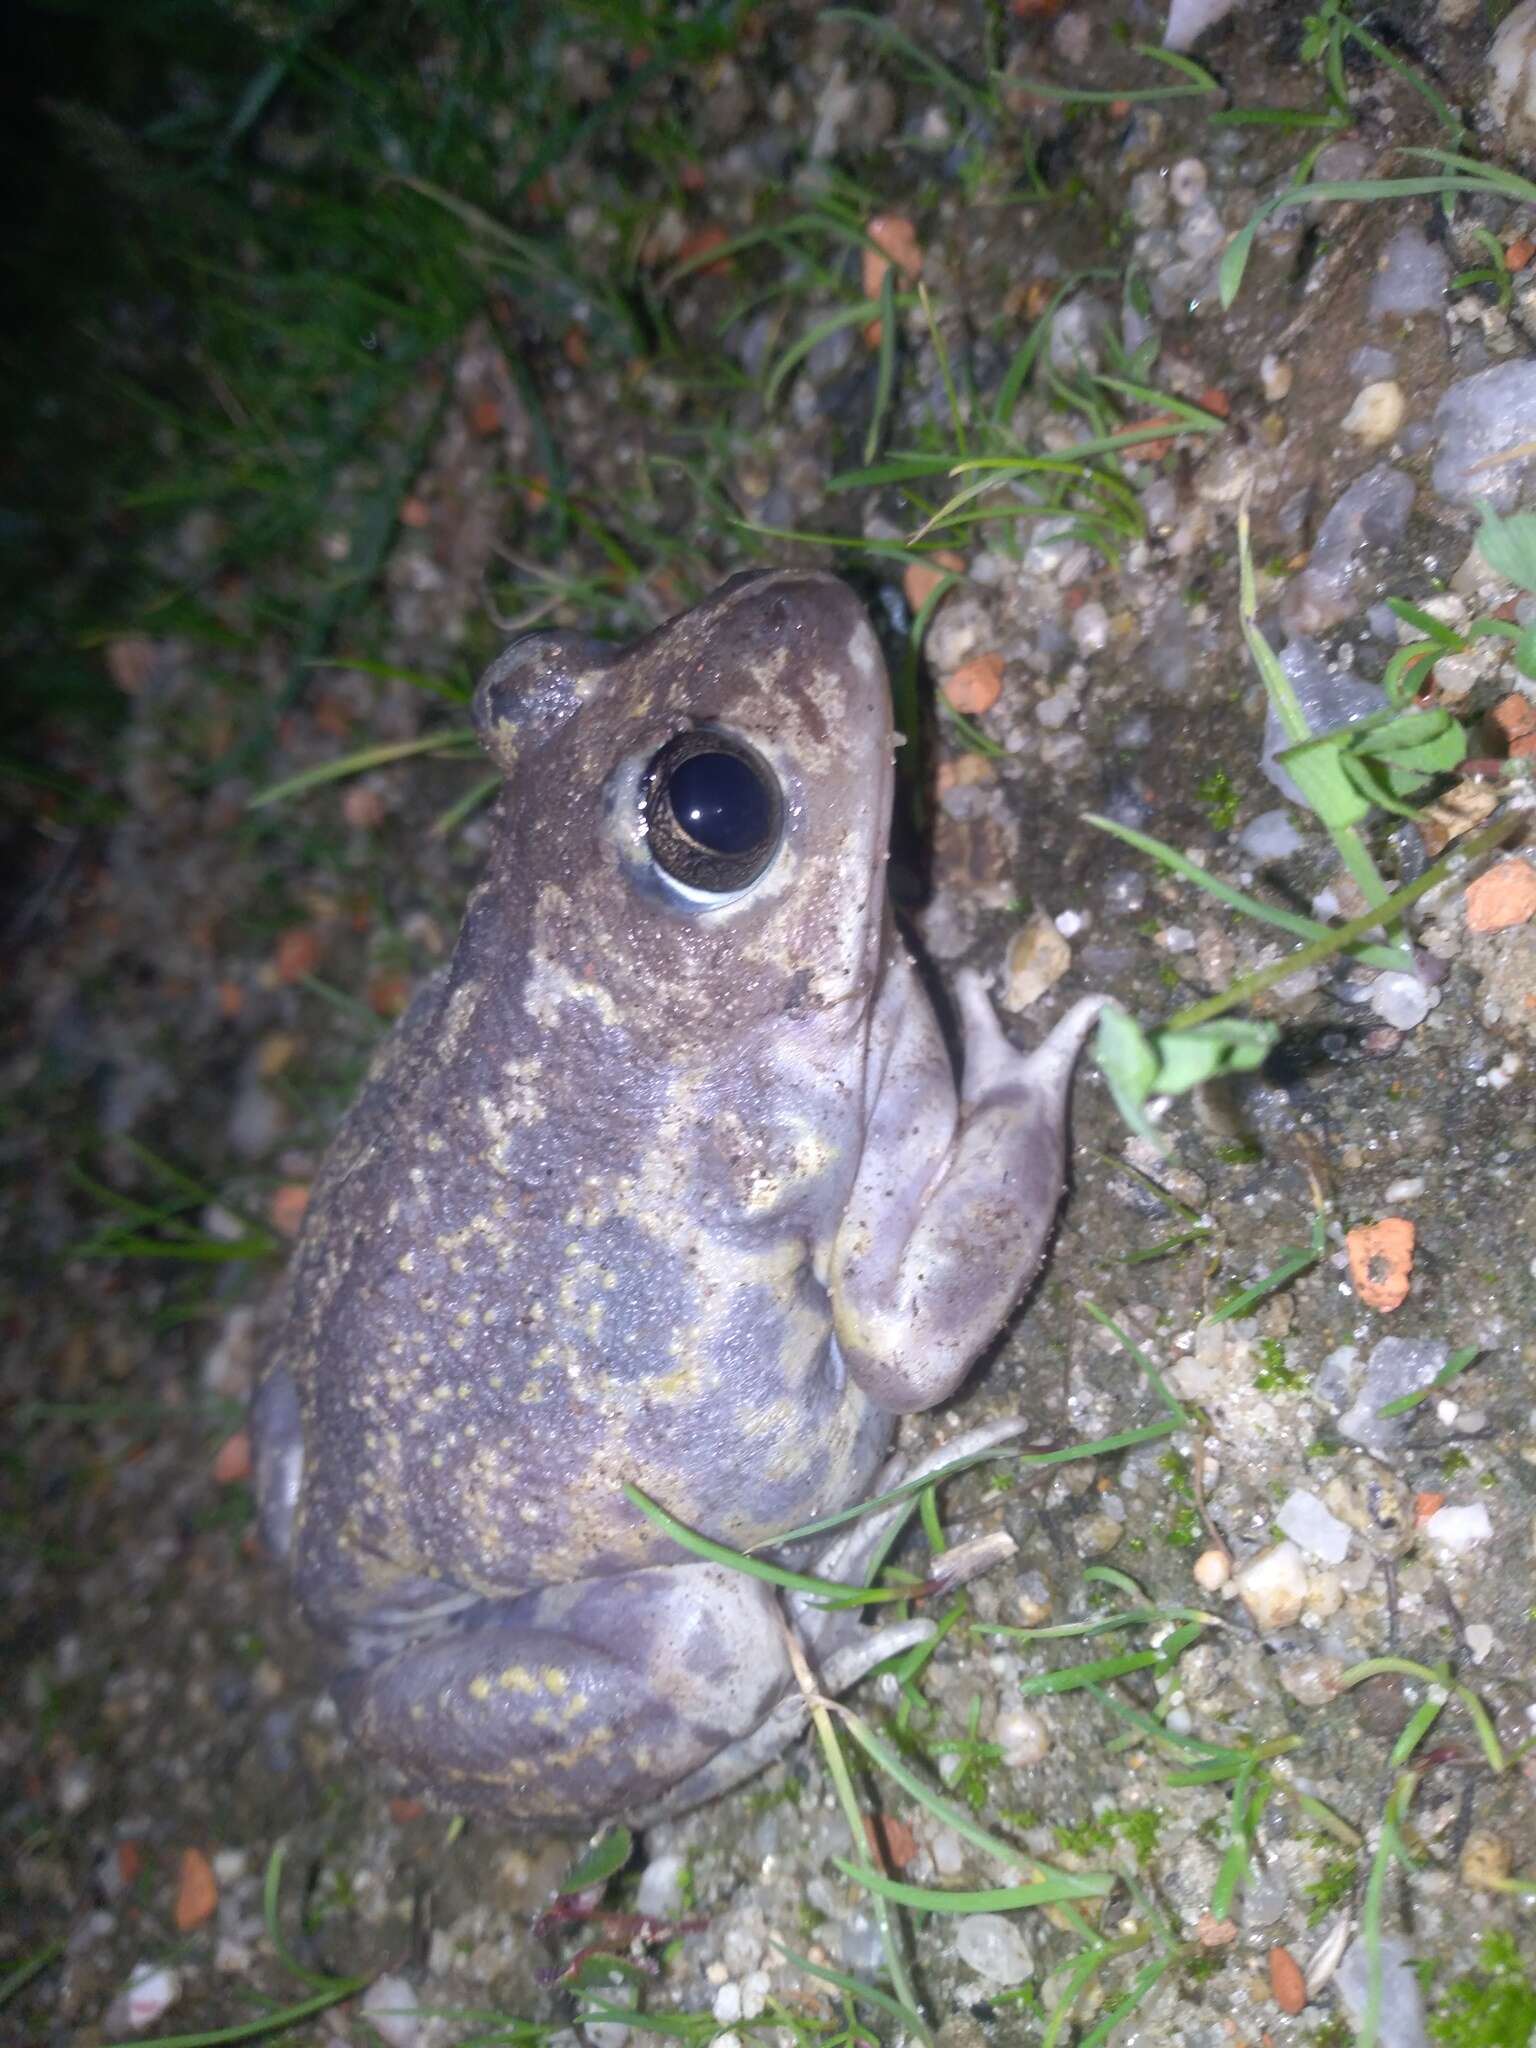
623 1484 917 1608
1084 813 1408 972
833 1864 1114 1912
1376 1345 1479 1416
864 264 899 465
1164 813 1520 1030
248 731 477 809
1207 1213 1327 1324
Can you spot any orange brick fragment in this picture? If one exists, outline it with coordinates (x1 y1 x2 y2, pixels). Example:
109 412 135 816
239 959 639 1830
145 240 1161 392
273 926 323 984
673 225 732 278
862 214 923 345
1269 1944 1307 2016
389 1796 426 1824
864 1812 919 1867
902 552 967 613
174 1847 218 1933
1465 858 1536 933
1415 1491 1447 1523
213 1431 252 1485
943 652 1005 716
270 1183 311 1238
1506 237 1535 271
1347 1217 1415 1312
862 214 923 296
1489 693 1536 743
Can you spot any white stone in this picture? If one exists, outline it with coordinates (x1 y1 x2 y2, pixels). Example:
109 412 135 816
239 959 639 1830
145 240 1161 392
1422 1503 1493 1553
954 1912 1034 1985
1434 361 1536 512
1279 469 1415 636
1368 971 1436 1031
1239 808 1305 861
1335 1935 1428 2048
110 1964 181 2035
713 1984 743 2025
995 1706 1052 1767
1489 0 1536 164
362 1976 421 2048
740 1971 770 2021
1233 1542 1309 1632
1369 227 1450 320
1164 0 1236 51
1069 601 1109 654
635 1853 685 1919
1276 1490 1353 1564
1336 1338 1449 1452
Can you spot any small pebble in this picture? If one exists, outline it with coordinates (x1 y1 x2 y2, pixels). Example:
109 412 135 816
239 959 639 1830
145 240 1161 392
1069 600 1109 654
1260 352 1292 401
1075 1510 1123 1557
1233 1542 1309 1632
1342 380 1405 446
1460 1831 1512 1890
1335 1936 1427 2047
1169 157 1208 206
1276 1489 1352 1564
636 1853 686 1919
362 1976 421 2048
1239 808 1305 861
1367 971 1435 1032
1421 1502 1493 1553
1278 1655 1347 1707
1002 913 1071 1013
1193 1547 1231 1591
994 1706 1052 1767
954 1912 1033 1985
110 1965 182 2035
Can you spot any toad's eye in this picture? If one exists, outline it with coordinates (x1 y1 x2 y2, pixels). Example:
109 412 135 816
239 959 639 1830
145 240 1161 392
642 730 782 898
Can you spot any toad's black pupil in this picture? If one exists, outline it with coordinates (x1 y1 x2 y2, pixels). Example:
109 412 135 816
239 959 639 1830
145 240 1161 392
667 750 772 855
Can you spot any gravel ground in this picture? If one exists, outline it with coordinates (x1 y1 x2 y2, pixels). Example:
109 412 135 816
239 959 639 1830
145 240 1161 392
5 6 1536 2046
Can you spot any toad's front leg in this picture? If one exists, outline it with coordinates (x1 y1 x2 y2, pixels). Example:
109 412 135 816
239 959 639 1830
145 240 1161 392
829 944 1101 1415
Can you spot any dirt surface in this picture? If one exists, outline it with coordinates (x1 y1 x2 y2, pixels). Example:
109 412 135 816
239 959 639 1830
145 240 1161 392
5 6 1536 2046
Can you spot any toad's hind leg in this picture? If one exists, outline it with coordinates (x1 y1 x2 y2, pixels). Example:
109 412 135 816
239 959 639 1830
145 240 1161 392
334 1564 798 1827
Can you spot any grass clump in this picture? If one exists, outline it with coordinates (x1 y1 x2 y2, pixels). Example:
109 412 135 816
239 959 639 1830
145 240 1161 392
1428 1932 1536 2048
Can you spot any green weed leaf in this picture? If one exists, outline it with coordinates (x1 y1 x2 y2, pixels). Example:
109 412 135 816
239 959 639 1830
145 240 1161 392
1275 731 1373 827
559 1826 633 1895
1474 500 1536 595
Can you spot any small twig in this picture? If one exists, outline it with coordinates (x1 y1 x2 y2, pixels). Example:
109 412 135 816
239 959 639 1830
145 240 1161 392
1189 1430 1230 1562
